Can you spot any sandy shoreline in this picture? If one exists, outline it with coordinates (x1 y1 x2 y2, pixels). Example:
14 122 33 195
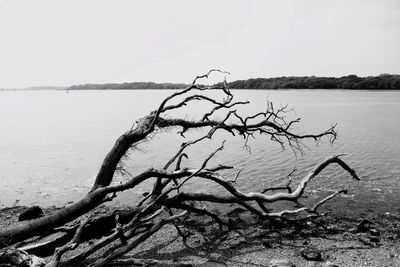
1 203 400 267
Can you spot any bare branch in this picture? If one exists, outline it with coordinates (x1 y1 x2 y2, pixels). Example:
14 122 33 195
190 155 358 203
46 215 92 267
192 69 230 85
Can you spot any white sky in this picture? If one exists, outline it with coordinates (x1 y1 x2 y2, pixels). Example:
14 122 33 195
0 0 399 88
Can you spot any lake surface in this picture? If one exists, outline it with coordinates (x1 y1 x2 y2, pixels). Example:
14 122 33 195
1 89 400 216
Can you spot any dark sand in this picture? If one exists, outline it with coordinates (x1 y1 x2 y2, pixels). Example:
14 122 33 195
1 200 400 267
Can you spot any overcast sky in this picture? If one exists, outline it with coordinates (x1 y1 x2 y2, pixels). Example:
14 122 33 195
0 0 399 88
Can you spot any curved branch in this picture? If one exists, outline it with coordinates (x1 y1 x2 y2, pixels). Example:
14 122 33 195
192 155 358 203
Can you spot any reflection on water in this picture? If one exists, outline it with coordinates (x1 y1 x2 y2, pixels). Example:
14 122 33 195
1 89 400 211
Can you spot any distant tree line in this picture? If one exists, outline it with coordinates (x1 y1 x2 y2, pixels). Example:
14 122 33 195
223 74 400 90
67 82 188 90
66 74 400 90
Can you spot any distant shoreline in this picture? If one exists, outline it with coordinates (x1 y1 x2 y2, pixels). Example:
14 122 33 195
1 74 399 91
2 88 400 92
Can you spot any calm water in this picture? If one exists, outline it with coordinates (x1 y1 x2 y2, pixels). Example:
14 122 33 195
1 89 400 214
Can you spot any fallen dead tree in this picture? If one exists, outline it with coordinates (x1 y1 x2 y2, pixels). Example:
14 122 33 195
0 70 359 267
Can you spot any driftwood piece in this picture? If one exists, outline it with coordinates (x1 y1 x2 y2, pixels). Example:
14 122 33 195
0 70 359 266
